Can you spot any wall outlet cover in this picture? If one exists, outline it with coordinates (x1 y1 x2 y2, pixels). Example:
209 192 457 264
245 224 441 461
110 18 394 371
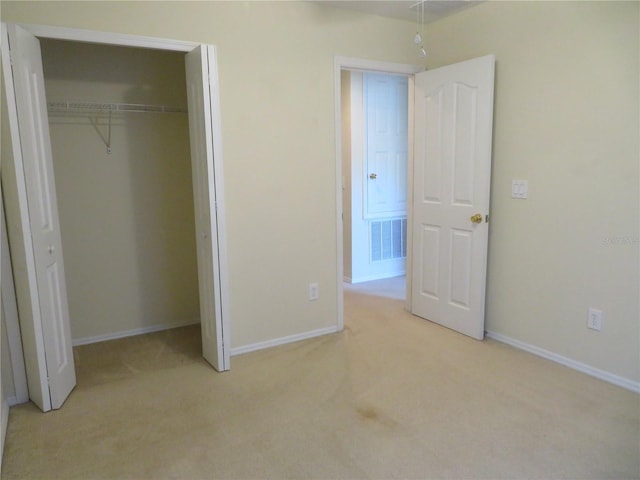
308 283 319 301
587 308 603 331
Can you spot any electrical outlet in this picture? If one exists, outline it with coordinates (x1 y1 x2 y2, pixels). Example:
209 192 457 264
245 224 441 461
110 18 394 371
308 283 319 301
587 308 603 331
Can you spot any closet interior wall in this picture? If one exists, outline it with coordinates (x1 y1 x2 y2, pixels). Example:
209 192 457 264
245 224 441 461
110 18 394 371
40 39 200 344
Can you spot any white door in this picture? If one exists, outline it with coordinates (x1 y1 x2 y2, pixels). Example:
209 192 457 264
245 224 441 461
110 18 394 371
364 73 408 219
185 46 228 371
4 24 76 408
411 55 495 340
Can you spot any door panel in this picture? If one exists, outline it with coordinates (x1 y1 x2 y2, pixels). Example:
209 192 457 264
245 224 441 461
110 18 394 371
411 55 495 340
419 225 440 298
1 26 50 411
423 88 443 203
6 24 76 409
1 47 31 408
364 73 408 219
449 228 472 308
185 46 227 371
451 83 477 206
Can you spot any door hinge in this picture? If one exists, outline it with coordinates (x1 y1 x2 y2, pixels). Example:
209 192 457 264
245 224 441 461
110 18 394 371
485 214 490 223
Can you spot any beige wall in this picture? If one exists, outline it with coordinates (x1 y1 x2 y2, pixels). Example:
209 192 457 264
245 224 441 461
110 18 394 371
40 39 198 341
1 1 637 384
424 1 639 382
1 1 420 349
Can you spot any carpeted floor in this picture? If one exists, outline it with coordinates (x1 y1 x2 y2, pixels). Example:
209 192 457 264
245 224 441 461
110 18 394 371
2 277 639 479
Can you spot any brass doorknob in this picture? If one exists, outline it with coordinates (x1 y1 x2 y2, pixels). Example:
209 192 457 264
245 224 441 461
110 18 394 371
369 173 377 179
470 213 483 224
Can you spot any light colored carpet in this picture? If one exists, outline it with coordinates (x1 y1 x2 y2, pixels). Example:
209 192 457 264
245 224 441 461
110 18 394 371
2 279 639 479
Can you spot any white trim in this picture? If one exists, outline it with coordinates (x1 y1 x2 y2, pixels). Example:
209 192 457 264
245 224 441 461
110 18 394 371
334 56 421 333
230 326 339 356
404 76 415 312
72 320 200 347
349 271 406 284
17 23 197 51
334 61 345 333
335 57 424 76
486 330 640 394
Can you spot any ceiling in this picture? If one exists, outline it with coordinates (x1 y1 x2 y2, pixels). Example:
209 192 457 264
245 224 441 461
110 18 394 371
314 1 481 24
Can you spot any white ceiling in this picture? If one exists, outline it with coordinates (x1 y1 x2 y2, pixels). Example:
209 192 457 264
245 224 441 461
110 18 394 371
314 1 481 24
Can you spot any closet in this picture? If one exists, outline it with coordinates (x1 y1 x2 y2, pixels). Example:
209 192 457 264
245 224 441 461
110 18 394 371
40 39 200 348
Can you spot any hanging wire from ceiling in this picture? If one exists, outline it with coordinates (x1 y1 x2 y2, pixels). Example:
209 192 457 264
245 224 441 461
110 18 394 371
413 1 427 58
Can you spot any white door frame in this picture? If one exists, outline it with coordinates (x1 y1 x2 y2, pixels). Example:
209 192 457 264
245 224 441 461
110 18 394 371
334 57 422 331
1 23 231 400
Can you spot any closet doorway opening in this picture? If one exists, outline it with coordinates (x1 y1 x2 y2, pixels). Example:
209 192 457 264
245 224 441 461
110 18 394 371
1 23 230 412
41 38 203 377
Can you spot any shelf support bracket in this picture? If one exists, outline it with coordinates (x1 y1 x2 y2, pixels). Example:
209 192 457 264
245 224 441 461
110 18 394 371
88 110 112 155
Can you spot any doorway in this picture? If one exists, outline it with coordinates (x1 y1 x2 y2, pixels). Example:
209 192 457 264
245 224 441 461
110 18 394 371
334 57 421 331
335 55 496 341
342 70 409 286
1 23 230 411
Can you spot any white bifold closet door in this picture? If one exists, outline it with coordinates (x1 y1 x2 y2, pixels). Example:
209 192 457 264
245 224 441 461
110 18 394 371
185 45 227 372
4 24 76 410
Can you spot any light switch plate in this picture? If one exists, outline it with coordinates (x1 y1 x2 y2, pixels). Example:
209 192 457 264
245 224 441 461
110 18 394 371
587 308 603 331
512 180 528 199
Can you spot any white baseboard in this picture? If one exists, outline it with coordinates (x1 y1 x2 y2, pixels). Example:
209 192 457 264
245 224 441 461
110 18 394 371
72 320 200 347
230 326 339 356
486 330 640 394
6 396 22 407
349 272 406 284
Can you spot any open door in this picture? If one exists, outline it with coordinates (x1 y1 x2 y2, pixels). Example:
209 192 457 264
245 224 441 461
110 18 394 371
411 55 495 340
2 24 76 410
185 45 228 371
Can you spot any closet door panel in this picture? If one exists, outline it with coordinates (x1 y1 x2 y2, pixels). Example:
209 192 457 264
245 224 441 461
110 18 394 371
6 24 76 410
185 45 227 371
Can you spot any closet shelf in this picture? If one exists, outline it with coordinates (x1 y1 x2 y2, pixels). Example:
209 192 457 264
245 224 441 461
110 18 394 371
47 101 187 114
46 101 187 155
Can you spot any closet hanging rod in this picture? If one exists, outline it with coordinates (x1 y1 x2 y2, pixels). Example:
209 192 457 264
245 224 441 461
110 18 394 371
47 101 187 114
